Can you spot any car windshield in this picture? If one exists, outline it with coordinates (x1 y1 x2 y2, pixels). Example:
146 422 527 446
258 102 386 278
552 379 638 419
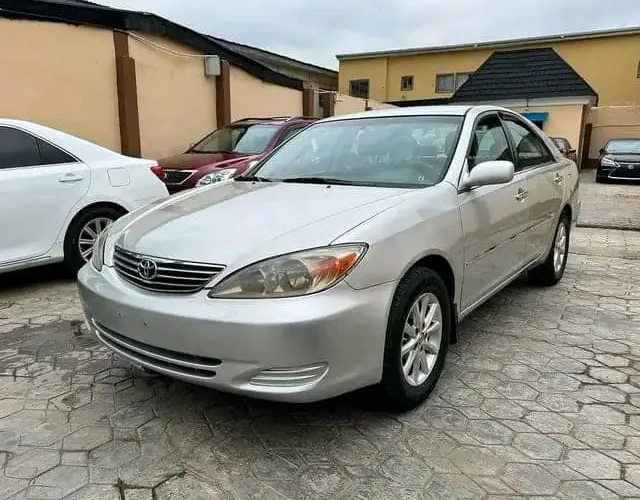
191 124 280 155
248 115 463 187
605 139 640 154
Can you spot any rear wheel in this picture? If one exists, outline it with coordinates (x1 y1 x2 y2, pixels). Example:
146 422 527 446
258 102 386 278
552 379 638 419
528 214 570 286
376 267 451 412
64 206 124 274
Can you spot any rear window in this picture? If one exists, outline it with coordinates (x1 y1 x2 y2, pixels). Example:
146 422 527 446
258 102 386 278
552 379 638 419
605 139 640 153
191 124 280 155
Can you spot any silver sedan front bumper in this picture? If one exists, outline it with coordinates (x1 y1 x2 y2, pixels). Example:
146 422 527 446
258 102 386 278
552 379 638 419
77 264 395 403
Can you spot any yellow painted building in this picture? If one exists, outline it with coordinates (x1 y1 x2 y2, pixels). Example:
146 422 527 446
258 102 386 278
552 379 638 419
337 27 640 106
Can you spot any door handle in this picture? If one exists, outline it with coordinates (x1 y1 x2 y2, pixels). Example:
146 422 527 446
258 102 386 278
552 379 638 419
58 173 83 183
554 174 564 184
515 188 528 201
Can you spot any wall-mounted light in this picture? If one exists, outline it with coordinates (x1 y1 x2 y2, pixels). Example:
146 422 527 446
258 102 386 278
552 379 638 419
204 55 221 77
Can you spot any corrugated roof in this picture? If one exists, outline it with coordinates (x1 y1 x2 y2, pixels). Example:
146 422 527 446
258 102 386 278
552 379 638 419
451 47 598 102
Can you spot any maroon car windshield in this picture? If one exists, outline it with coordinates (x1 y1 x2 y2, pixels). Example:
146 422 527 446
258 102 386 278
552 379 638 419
190 124 280 155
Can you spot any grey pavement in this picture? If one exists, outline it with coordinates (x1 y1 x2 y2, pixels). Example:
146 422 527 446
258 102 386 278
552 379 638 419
578 169 640 230
0 179 640 499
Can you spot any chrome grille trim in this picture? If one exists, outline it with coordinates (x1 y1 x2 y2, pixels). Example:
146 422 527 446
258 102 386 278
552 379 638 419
163 169 195 185
113 246 225 294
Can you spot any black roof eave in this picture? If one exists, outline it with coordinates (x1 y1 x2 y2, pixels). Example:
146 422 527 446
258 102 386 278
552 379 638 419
0 0 305 91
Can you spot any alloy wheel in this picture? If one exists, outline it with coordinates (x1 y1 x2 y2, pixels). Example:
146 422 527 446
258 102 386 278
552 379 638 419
400 292 443 387
78 217 113 263
553 222 567 274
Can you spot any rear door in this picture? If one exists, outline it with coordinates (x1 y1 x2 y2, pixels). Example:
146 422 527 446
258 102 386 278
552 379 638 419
501 113 564 263
458 113 529 310
0 126 90 265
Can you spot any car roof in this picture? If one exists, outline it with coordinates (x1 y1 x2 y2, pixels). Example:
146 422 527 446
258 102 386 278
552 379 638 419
319 105 512 123
0 118 147 163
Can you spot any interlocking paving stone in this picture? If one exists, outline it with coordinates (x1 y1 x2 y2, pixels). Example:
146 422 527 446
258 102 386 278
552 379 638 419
1 219 640 497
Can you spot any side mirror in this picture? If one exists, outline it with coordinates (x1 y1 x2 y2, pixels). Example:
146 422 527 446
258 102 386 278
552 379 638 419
599 148 605 155
461 160 514 190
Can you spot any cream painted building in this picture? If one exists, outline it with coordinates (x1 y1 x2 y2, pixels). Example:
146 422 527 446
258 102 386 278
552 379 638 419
0 0 341 159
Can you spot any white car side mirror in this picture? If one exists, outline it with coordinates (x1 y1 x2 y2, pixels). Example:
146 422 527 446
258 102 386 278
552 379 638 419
461 160 515 190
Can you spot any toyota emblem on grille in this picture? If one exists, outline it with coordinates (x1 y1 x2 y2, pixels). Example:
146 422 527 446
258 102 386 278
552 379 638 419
137 259 158 280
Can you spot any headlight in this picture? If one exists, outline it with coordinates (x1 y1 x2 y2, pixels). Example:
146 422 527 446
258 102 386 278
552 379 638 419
91 226 110 271
207 244 368 299
601 156 617 167
196 168 237 187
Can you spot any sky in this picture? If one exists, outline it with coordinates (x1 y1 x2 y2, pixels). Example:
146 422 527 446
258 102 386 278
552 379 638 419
99 0 640 69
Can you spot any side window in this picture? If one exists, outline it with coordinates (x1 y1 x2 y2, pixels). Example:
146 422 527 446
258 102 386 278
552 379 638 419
37 139 77 164
468 114 513 169
277 126 305 145
503 117 554 169
0 127 41 169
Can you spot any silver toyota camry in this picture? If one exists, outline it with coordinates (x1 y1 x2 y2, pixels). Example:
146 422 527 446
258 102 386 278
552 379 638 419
78 105 580 411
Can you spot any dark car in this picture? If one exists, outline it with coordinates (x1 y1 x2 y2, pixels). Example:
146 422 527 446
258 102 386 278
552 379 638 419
596 138 640 183
550 137 577 163
159 116 317 193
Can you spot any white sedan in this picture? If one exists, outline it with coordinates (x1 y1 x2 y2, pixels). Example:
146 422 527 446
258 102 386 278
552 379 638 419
0 119 168 275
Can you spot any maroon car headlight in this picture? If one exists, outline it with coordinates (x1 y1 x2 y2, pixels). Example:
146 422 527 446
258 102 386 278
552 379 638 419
196 168 237 187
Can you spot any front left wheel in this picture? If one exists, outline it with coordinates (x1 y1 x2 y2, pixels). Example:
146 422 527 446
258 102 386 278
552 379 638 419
64 206 124 274
375 267 451 412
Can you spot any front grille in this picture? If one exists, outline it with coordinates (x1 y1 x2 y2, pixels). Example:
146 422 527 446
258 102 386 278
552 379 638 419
612 163 640 179
113 247 225 294
163 170 194 185
92 320 220 379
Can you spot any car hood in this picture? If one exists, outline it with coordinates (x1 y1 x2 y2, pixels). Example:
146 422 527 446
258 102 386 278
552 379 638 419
603 153 640 162
112 181 412 267
158 152 248 170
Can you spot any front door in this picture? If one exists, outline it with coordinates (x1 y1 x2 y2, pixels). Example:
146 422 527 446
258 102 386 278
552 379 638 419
501 114 564 263
0 126 89 265
458 113 529 311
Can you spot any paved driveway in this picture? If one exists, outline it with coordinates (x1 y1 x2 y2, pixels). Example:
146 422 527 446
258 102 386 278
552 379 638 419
0 229 639 500
578 169 640 230
2 172 640 500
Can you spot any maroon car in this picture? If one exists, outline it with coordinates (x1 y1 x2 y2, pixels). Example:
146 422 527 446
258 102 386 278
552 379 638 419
159 116 317 193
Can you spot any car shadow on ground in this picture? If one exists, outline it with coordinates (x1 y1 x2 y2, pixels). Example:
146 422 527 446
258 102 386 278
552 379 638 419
0 264 73 292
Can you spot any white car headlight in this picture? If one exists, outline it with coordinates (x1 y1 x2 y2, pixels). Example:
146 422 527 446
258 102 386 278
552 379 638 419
196 168 237 187
207 244 368 299
601 156 617 167
91 226 110 271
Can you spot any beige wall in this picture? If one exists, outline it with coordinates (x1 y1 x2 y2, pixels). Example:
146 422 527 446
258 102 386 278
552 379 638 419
0 18 120 150
511 104 585 155
587 106 640 158
229 66 303 121
334 94 396 116
130 34 217 159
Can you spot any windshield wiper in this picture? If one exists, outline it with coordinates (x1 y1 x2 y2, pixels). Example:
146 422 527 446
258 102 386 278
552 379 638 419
280 177 354 185
235 175 273 182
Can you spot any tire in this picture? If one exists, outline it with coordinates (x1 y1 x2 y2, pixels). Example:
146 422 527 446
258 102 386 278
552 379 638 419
64 205 124 274
528 213 570 286
375 267 451 412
